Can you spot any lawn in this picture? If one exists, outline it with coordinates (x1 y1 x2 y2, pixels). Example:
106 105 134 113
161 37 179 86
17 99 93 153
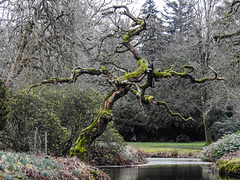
128 142 205 157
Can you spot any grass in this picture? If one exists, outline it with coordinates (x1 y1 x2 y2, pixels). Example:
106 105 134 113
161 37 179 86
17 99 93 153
128 142 205 157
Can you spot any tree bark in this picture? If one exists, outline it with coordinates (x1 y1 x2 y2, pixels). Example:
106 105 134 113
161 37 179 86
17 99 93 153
203 114 213 145
69 82 131 160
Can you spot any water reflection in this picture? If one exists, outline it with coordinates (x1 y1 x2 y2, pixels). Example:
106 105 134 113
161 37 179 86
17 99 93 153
101 158 234 180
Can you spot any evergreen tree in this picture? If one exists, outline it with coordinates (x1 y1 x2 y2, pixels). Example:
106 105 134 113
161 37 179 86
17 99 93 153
161 0 195 40
141 0 159 20
140 0 163 57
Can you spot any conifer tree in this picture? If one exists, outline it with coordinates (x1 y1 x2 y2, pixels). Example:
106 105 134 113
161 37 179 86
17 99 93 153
140 0 163 57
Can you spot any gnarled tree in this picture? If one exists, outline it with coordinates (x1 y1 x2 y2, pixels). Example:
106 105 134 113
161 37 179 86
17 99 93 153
29 6 225 161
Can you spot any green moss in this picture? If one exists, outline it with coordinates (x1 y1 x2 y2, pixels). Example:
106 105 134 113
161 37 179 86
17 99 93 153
91 170 99 179
216 158 240 176
154 65 193 78
100 67 107 71
70 137 89 160
123 28 136 43
144 95 154 103
100 66 111 75
123 19 145 43
118 59 148 81
70 110 112 160
59 78 71 82
154 69 172 77
74 70 80 74
131 88 138 95
160 101 193 121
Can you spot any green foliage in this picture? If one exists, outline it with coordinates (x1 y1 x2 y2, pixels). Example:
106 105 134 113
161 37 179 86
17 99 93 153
114 93 203 142
0 90 68 154
0 79 9 131
211 119 240 140
202 132 240 162
0 87 103 155
208 108 239 140
95 121 126 152
216 158 240 177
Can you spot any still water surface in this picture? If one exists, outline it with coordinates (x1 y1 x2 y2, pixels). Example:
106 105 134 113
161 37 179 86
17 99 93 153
101 158 232 180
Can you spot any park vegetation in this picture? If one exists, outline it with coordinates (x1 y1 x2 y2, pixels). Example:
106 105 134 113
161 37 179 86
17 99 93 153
0 0 239 178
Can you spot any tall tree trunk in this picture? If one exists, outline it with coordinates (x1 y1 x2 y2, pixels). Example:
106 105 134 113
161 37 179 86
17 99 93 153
69 83 131 161
6 23 33 87
203 113 212 145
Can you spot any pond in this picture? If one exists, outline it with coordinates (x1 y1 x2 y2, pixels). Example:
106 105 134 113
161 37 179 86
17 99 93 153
101 158 233 180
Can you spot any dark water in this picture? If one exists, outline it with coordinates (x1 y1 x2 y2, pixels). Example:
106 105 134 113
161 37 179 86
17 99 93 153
101 158 229 180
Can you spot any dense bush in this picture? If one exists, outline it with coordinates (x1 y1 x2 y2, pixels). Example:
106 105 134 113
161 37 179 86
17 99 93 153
114 94 204 142
0 87 103 155
0 90 69 154
0 79 9 131
95 122 126 151
202 132 240 162
211 119 240 140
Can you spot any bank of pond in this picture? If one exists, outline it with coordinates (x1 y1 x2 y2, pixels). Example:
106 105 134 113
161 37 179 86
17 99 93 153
1 139 240 179
101 158 240 180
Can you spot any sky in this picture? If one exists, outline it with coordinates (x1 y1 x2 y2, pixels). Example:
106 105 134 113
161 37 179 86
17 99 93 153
113 0 165 15
129 0 165 13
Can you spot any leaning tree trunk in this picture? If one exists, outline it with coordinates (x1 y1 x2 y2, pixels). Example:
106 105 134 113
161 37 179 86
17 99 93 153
69 82 131 161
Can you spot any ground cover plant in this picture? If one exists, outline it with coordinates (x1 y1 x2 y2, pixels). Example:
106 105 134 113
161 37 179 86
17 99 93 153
0 150 110 179
202 132 240 162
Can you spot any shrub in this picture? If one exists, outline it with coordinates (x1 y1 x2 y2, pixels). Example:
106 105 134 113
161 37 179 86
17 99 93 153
211 119 240 140
0 90 69 154
202 132 240 162
0 79 9 131
0 87 103 155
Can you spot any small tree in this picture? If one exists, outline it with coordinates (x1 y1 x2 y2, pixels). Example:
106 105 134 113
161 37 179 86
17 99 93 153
29 6 225 161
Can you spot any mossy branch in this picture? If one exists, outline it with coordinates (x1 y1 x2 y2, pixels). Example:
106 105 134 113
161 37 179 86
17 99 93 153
28 66 115 92
117 58 148 82
150 99 193 121
130 89 193 121
214 29 240 40
159 101 193 121
226 0 240 18
154 65 225 83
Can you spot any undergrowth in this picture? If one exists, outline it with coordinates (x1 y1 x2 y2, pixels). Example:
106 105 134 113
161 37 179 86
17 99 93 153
0 151 109 179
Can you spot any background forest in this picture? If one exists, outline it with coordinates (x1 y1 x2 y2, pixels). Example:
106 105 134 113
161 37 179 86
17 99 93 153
0 0 239 156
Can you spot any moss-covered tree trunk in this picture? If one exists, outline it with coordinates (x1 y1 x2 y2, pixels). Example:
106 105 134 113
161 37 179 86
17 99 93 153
69 83 131 160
